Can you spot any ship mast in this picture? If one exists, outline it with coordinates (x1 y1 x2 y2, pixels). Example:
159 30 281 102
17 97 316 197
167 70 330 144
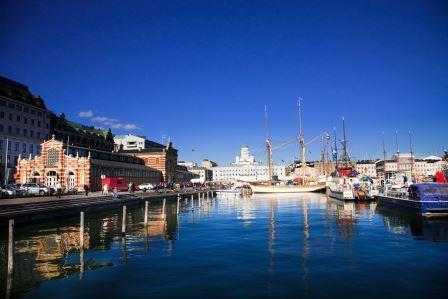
265 105 273 182
409 130 414 182
395 130 400 175
341 117 349 168
333 126 338 170
298 97 306 184
382 131 387 180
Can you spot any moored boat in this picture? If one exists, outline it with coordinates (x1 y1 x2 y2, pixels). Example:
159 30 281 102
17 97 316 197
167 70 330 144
250 182 325 193
375 183 448 218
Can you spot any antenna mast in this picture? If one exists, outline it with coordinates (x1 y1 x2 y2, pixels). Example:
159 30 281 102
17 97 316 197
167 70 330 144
265 105 272 182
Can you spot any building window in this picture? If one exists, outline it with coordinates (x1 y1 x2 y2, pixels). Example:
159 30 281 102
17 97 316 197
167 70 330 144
30 130 34 137
47 148 59 167
37 132 41 139
8 126 12 134
23 129 28 136
14 142 19 152
22 143 26 153
31 119 34 125
9 113 12 121
37 121 41 127
29 144 34 154
16 127 20 135
16 115 20 122
24 117 28 124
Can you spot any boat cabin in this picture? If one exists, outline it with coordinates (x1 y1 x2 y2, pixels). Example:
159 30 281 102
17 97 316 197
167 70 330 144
409 183 448 201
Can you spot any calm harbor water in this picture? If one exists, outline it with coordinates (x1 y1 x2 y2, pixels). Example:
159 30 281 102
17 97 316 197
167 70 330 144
1 193 448 298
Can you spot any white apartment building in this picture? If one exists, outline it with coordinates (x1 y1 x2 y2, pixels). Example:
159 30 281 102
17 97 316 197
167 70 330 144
212 145 286 182
355 161 378 177
114 134 145 151
376 153 447 179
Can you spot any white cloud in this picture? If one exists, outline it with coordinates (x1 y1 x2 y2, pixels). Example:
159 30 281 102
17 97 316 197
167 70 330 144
123 124 140 130
77 110 140 131
78 110 94 118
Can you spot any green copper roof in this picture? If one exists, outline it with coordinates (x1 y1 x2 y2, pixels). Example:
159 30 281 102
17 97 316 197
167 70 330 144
66 120 109 138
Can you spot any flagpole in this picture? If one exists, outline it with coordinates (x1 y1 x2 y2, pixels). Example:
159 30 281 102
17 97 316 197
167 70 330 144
4 138 9 185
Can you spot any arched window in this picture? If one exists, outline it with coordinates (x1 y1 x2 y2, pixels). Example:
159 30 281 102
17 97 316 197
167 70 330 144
47 148 59 167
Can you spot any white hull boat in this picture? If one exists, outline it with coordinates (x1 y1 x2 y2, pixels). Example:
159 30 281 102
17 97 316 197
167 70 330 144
250 183 326 194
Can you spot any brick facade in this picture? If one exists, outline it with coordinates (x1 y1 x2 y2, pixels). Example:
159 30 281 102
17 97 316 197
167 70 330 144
17 137 163 191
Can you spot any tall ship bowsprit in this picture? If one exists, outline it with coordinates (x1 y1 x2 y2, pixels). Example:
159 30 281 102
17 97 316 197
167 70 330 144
326 118 379 201
249 98 326 194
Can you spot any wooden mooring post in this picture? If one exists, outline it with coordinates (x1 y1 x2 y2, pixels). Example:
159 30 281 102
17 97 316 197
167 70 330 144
6 219 14 299
144 201 148 225
176 197 180 214
162 198 166 220
122 206 127 236
80 212 85 249
8 219 14 274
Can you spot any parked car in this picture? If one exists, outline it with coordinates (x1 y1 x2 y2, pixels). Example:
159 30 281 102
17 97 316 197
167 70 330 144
138 183 154 192
20 183 51 195
0 184 16 197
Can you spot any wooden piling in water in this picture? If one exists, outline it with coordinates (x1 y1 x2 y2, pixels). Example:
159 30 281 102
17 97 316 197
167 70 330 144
176 197 180 214
144 201 148 225
162 198 166 219
8 219 14 275
122 206 127 235
80 212 84 249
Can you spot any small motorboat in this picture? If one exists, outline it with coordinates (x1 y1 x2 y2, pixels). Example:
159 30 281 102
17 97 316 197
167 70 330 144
375 183 448 218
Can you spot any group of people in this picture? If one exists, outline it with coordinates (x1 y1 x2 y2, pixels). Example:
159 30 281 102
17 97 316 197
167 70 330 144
102 183 119 198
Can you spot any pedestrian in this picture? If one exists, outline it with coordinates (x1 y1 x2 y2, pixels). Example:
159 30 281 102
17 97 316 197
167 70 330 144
131 182 135 193
83 184 89 196
128 182 132 193
56 181 62 198
102 183 108 195
112 186 118 199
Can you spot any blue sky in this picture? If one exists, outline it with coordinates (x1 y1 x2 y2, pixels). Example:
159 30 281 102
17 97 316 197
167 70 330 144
1 0 447 165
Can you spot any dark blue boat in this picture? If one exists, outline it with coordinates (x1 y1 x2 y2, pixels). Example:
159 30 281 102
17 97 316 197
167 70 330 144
375 183 448 218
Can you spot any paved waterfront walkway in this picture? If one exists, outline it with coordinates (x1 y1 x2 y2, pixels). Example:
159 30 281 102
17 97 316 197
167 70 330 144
0 189 184 206
0 189 213 226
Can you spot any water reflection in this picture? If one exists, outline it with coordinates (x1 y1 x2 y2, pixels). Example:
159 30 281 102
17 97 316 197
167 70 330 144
1 194 448 298
0 200 179 298
377 207 448 242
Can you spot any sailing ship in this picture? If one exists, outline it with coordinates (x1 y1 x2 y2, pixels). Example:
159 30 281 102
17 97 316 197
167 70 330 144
326 118 378 200
249 99 326 194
